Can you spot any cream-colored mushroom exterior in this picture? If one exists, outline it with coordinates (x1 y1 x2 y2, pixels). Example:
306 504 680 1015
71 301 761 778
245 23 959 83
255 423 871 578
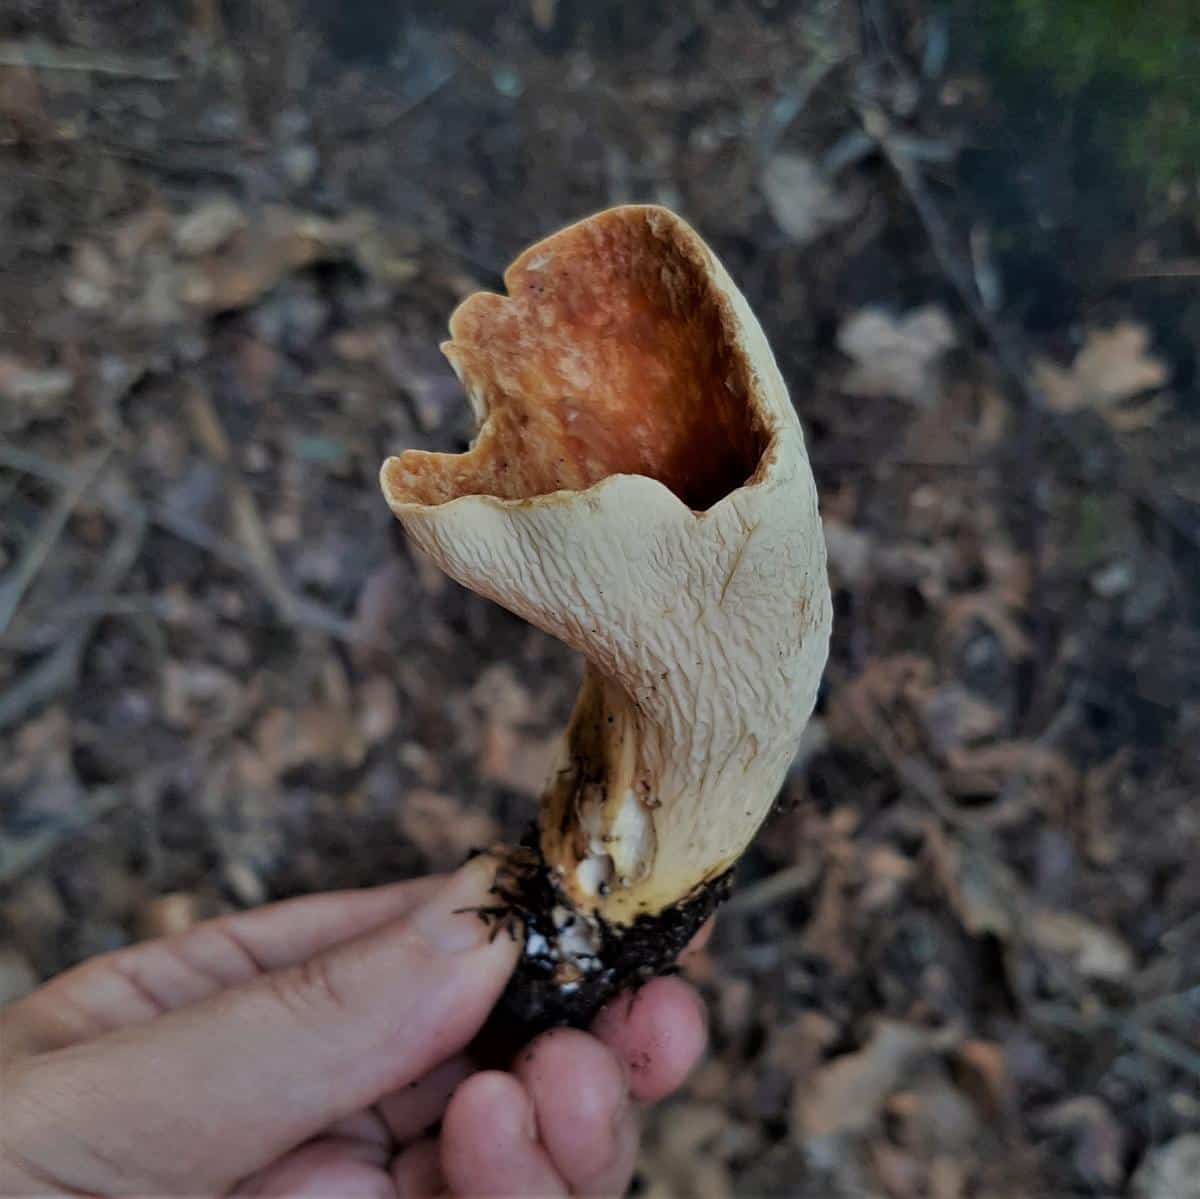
382 205 831 926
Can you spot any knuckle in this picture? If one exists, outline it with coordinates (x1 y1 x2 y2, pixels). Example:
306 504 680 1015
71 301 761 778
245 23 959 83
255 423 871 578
264 954 350 1023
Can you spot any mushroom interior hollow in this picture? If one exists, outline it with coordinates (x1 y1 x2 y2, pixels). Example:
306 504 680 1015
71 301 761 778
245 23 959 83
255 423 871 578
384 209 770 512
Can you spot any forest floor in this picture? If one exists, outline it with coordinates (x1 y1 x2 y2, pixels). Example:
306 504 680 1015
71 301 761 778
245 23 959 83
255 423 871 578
2 3 1197 1195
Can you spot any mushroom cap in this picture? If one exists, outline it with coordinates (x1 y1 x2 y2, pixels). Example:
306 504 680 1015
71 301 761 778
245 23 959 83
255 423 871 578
382 205 831 924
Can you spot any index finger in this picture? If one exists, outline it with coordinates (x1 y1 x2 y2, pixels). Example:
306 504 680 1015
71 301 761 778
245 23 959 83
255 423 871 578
11 874 446 1053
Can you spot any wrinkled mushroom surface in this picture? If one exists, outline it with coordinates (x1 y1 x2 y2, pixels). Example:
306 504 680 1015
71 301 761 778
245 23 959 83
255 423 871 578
382 205 830 935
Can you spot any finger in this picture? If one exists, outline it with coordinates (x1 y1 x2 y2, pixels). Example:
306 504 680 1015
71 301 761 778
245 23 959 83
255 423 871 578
591 975 708 1103
5 858 519 1196
441 1071 567 1197
15 875 446 1052
324 1108 394 1150
683 917 715 956
390 1137 445 1197
235 1137 392 1198
379 1054 474 1143
514 1028 639 1196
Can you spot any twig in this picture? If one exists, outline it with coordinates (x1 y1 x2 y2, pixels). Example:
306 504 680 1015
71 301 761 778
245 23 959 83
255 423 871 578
754 55 843 167
1120 258 1200 280
0 595 164 653
184 384 357 641
0 447 111 635
725 863 817 916
0 40 179 80
0 504 146 732
1033 1002 1200 1083
0 444 356 643
0 786 128 886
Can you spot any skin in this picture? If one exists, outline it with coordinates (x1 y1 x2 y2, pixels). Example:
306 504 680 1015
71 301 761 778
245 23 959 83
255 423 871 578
0 857 709 1197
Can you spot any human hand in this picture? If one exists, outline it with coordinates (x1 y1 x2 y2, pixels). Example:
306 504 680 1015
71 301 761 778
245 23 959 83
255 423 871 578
0 857 708 1196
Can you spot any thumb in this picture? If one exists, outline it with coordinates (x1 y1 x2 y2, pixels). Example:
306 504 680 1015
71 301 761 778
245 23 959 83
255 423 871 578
7 857 519 1196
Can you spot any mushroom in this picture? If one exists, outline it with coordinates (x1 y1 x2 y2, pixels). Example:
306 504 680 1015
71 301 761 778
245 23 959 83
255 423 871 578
381 205 830 1029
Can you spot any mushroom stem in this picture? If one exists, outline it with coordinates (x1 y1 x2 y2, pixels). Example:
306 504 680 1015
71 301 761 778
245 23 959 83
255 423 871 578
381 205 831 1029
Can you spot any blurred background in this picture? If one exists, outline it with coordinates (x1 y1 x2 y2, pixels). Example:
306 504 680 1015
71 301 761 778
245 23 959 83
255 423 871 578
1 1 1197 1194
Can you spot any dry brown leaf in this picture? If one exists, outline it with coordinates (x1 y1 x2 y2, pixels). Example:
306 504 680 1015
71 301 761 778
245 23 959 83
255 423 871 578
173 195 246 257
861 845 917 911
944 741 1078 808
253 704 365 778
920 684 1006 756
762 153 860 245
162 660 243 731
1132 1134 1200 1199
941 591 1033 660
870 1141 924 1199
1034 322 1169 429
803 850 855 974
1028 909 1134 982
139 892 203 940
398 788 500 868
1040 1096 1126 1189
929 1156 969 1199
839 306 957 405
793 1019 958 1141
0 355 74 431
358 675 400 746
179 206 372 312
826 653 937 754
823 517 874 588
479 724 557 796
955 1039 1015 1124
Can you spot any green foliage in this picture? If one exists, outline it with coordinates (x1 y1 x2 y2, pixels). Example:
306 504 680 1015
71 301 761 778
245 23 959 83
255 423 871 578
993 0 1200 195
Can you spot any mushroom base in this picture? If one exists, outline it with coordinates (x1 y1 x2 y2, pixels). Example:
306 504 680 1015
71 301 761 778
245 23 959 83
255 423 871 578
470 834 731 1061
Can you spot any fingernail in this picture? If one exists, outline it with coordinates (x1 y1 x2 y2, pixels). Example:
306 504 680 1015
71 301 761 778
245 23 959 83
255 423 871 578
411 856 499 954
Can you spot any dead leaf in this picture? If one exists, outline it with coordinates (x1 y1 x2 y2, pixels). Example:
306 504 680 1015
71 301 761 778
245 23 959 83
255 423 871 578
471 663 534 727
253 704 365 778
139 892 203 940
793 1019 958 1141
940 591 1032 660
162 660 243 731
480 724 557 796
1029 909 1134 982
889 1072 980 1154
826 653 937 756
944 741 1077 807
823 517 874 588
920 684 1005 755
64 240 117 310
359 675 400 746
0 355 74 431
1039 1095 1126 1189
954 1039 1015 1124
762 153 859 245
1132 1134 1200 1199
929 1156 968 1199
1034 322 1169 430
350 560 408 657
861 844 916 911
179 206 372 312
839 306 957 405
398 789 499 868
870 1142 924 1199
173 194 247 257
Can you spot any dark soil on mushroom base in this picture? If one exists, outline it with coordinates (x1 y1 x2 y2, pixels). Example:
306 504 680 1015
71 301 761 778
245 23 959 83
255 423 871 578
472 836 733 1055
1 3 1198 1197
